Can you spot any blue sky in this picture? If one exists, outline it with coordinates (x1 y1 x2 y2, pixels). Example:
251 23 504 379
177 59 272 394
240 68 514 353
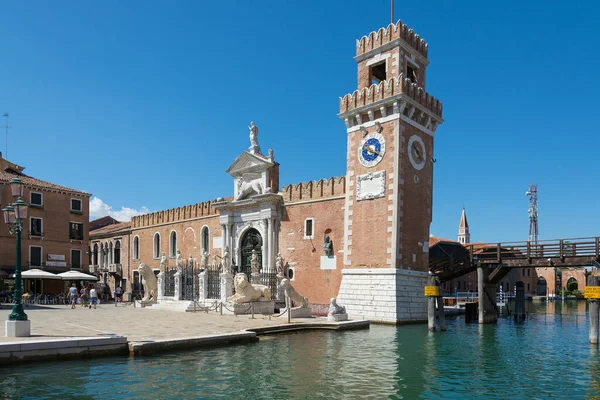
1 0 599 242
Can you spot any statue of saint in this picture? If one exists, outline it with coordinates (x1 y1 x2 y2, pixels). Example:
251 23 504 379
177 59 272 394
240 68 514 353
248 121 260 153
275 253 284 277
176 249 184 273
212 256 220 272
250 249 260 274
159 252 168 273
222 246 232 274
188 254 194 269
200 251 209 270
323 236 334 257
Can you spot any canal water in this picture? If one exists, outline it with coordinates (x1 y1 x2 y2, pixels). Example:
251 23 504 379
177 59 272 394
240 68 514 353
2 301 599 399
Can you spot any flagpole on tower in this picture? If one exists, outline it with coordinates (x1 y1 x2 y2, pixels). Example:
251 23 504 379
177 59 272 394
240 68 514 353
391 0 394 24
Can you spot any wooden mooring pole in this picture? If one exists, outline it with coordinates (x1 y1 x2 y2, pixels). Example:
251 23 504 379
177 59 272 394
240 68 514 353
427 275 436 332
514 281 526 322
588 275 599 345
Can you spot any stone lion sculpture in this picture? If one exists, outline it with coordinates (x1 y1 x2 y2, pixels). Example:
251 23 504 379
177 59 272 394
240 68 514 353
280 278 309 308
227 273 271 304
138 263 158 303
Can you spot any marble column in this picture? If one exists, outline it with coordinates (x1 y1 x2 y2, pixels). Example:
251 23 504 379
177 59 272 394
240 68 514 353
262 219 269 273
267 217 273 273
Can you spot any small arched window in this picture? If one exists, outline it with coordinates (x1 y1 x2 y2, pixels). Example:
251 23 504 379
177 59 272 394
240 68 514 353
133 236 139 260
153 233 161 259
170 231 177 257
201 226 209 253
93 243 98 265
114 241 121 264
109 242 113 264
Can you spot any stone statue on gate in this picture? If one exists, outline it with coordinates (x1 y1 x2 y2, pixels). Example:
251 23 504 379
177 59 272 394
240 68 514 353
251 249 260 274
160 252 168 273
275 253 285 277
248 121 260 154
323 236 334 257
222 246 232 275
176 249 184 273
200 251 209 270
212 256 220 272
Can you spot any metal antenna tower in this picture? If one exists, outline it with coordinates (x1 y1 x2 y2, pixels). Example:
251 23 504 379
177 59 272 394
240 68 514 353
526 184 539 244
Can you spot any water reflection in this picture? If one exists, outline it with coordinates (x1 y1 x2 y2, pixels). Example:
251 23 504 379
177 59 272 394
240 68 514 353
3 303 600 399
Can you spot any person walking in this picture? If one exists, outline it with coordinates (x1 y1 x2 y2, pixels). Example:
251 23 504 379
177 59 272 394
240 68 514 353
69 284 78 309
114 286 122 303
80 286 89 308
89 286 98 309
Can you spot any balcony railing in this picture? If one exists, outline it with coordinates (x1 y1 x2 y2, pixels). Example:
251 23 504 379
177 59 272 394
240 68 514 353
108 264 122 274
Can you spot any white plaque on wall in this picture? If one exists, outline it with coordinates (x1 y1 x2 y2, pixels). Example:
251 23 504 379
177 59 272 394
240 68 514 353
356 170 386 201
48 254 66 261
213 236 223 249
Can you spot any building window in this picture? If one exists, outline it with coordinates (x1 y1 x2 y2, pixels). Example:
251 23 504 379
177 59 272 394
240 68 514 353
114 241 121 264
201 226 209 253
287 267 295 281
93 243 99 265
69 222 83 240
407 64 418 83
70 198 82 212
30 192 43 207
527 283 531 291
133 236 139 260
522 268 525 276
304 218 314 239
30 217 42 237
71 249 82 269
153 233 160 259
170 231 177 257
370 61 386 84
30 246 42 267
527 269 530 277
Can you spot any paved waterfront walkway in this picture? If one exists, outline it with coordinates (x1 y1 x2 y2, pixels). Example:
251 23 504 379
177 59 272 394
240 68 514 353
0 303 295 343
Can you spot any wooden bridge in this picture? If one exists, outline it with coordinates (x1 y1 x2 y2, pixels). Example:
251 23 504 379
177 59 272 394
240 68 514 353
430 236 600 283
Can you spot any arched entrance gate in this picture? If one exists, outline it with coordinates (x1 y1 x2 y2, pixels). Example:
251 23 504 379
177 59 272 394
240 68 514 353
240 228 262 276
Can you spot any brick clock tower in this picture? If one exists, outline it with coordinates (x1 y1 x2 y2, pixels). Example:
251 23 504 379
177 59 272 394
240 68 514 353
336 19 444 323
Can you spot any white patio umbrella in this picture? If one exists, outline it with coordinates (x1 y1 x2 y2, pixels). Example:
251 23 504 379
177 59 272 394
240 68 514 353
57 270 99 281
11 269 61 279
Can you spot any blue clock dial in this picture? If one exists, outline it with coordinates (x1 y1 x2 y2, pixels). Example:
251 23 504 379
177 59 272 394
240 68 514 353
361 138 381 162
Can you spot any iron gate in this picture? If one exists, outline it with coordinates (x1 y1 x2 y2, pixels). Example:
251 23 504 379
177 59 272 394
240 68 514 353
206 270 221 299
164 270 176 297
182 263 197 301
260 271 278 300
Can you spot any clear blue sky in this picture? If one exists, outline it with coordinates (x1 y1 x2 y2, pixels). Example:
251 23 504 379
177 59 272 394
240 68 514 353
1 0 599 242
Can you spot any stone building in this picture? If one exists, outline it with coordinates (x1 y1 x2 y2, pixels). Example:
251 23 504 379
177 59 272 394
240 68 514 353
0 153 90 293
89 220 131 298
94 18 444 322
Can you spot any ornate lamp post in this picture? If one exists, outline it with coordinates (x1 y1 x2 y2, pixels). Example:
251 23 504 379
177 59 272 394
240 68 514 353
2 177 29 333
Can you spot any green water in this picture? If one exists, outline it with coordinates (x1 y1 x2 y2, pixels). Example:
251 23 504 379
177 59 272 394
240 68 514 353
2 301 600 399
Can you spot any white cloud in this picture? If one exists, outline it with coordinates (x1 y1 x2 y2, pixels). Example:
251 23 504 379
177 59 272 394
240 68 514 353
90 197 150 222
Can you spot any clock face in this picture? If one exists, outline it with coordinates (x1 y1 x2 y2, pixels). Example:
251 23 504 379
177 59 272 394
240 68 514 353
407 135 426 170
358 133 386 167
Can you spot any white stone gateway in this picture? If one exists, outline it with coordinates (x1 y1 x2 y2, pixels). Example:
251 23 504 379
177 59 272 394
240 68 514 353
280 278 312 318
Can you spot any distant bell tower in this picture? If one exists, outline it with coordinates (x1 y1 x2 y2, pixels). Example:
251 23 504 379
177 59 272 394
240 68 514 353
336 18 444 323
458 208 470 244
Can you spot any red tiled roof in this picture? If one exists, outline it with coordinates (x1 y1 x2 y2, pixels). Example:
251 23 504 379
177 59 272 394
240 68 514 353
90 216 121 231
90 221 131 237
0 170 90 196
429 236 458 247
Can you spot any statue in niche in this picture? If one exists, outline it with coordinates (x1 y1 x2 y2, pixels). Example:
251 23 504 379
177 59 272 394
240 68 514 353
248 121 260 153
250 249 260 275
159 252 168 273
200 251 209 270
222 246 232 275
188 254 194 269
323 236 334 257
176 250 184 273
275 253 285 277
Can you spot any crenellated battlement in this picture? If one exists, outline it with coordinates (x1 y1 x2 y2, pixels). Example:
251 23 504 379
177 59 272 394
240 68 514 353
339 74 442 117
280 176 346 203
131 199 224 228
356 20 428 58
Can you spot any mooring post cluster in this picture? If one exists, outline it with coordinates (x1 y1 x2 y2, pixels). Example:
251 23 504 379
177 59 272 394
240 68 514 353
587 275 599 344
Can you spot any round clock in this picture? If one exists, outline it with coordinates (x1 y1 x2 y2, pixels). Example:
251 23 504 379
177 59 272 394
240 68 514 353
408 135 426 171
358 132 386 167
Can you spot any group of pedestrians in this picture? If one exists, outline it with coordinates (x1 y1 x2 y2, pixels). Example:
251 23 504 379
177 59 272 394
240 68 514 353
68 284 98 309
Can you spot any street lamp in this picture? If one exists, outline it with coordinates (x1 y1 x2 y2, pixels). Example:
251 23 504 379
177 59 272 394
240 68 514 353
2 177 29 330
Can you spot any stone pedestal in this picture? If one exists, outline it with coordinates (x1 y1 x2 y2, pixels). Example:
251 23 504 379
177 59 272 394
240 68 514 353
289 307 312 318
5 320 31 337
174 272 182 301
223 300 275 316
220 273 233 303
157 272 165 301
327 313 348 322
198 272 208 301
251 272 261 285
276 274 285 301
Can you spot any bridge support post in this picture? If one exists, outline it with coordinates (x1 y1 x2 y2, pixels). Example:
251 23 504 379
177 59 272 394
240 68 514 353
514 281 526 322
588 275 599 345
478 265 498 324
427 276 436 332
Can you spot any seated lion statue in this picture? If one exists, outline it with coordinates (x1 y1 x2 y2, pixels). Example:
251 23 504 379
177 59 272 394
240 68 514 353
227 273 271 304
280 278 309 308
138 263 158 303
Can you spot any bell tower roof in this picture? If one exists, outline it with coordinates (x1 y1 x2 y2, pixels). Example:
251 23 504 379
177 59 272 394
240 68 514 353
459 208 469 229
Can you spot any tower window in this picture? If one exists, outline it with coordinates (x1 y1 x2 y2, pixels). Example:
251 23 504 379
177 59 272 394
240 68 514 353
370 62 386 84
407 65 418 83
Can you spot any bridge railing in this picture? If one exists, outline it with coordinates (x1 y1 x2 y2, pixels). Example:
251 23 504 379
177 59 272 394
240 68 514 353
468 236 600 262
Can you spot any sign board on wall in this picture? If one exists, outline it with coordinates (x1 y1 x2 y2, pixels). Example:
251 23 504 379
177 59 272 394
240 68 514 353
585 286 600 299
47 254 65 261
424 286 440 297
213 237 223 249
46 261 67 267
